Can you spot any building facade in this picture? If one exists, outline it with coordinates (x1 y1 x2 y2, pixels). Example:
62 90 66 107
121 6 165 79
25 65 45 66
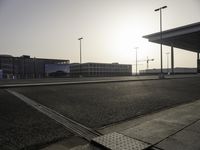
70 63 132 77
0 55 69 79
0 69 3 79
45 64 70 77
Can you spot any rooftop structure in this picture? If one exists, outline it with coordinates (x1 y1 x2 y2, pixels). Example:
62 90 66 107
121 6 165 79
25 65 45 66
143 22 200 73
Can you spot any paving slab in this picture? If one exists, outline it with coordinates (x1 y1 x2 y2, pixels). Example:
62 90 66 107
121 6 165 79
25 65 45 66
120 100 200 144
186 120 200 133
98 99 200 150
156 123 200 150
121 119 181 144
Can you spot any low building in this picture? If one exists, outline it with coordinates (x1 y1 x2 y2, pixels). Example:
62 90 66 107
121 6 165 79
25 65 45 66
0 54 69 79
140 68 197 75
70 62 132 77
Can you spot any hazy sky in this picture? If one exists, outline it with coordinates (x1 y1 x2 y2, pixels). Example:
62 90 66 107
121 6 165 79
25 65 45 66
0 0 200 71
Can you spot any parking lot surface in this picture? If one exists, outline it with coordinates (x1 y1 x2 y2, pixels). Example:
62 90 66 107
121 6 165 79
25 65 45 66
13 77 200 128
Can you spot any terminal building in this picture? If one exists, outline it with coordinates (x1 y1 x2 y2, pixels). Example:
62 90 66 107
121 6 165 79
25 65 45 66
70 62 132 77
0 55 69 79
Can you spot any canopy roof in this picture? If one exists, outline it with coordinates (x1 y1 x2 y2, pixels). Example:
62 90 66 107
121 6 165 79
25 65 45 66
143 22 200 52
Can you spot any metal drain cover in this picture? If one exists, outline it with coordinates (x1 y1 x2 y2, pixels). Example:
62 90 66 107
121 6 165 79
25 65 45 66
92 132 150 150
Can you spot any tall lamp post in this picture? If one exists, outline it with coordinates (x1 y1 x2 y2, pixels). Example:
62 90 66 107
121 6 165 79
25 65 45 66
155 6 167 78
78 37 83 77
134 47 139 75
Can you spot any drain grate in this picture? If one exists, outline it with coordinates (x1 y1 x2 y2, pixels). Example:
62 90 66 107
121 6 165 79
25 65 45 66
7 89 101 141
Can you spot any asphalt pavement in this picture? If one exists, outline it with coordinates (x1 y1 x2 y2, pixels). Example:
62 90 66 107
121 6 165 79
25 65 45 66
12 76 200 129
2 75 200 150
0 89 73 150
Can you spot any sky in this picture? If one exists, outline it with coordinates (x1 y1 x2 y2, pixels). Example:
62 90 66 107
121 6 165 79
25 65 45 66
0 0 200 71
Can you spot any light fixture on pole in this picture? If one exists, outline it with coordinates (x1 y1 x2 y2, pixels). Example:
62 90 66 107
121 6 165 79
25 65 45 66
155 5 167 78
78 37 83 77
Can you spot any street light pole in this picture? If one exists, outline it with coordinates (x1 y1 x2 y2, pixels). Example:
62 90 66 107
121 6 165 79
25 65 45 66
78 37 83 77
155 6 167 78
134 47 139 75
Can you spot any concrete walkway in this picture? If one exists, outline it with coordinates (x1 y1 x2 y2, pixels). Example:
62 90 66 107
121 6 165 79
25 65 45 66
42 98 200 150
98 99 200 150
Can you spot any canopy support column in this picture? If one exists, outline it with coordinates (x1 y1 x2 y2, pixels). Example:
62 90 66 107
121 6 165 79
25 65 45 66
197 52 200 73
171 46 174 74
